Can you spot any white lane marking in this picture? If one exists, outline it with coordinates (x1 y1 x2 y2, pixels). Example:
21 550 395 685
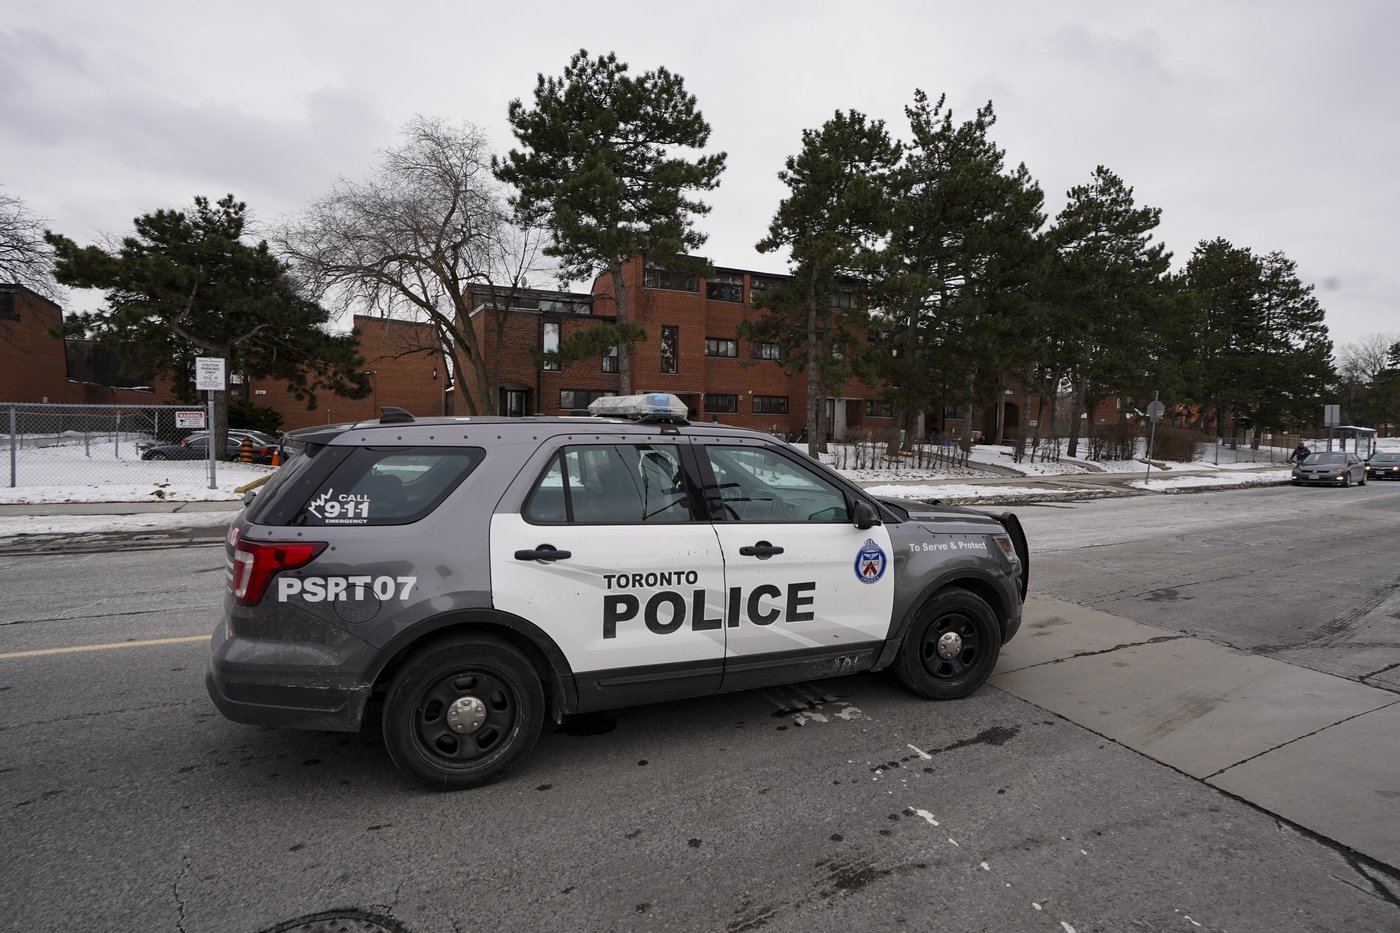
0 635 207 661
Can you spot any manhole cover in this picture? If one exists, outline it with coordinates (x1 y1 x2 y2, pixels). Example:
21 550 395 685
261 910 410 933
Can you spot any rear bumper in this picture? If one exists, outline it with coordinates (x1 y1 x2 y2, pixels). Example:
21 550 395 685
204 624 371 732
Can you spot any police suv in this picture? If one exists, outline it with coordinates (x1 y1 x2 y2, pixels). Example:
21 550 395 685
207 394 1029 790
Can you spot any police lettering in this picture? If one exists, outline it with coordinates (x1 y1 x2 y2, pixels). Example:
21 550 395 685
602 582 817 638
277 575 417 602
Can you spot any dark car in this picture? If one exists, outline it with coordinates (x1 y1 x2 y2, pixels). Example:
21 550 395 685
143 434 279 463
142 436 242 461
206 394 1029 791
1364 451 1400 480
1291 451 1366 487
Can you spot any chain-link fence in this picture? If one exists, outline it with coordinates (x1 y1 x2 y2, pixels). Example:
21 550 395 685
3 402 224 489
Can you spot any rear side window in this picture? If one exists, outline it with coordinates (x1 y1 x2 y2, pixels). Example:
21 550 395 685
291 447 483 526
524 444 695 524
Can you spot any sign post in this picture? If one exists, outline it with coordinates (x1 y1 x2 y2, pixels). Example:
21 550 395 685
195 357 226 490
1144 392 1165 484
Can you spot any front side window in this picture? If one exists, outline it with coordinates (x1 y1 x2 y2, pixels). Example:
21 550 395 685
293 447 483 526
703 445 850 523
704 394 738 413
753 395 788 415
524 444 694 524
705 338 738 358
542 322 560 371
660 325 678 374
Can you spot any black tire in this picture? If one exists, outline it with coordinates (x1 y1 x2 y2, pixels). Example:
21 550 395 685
1359 474 1367 486
1342 473 1351 488
895 587 1002 700
382 634 544 791
147 451 166 461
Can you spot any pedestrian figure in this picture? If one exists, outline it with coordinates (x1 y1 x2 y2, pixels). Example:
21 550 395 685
1287 440 1311 463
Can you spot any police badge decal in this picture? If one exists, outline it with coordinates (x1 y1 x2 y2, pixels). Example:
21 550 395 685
854 538 887 584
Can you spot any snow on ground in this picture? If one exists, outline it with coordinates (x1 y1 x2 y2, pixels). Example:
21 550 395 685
1 439 269 504
865 483 1076 503
1126 469 1293 492
0 511 237 538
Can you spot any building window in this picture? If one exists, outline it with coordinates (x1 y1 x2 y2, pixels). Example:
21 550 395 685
540 297 590 314
865 400 893 418
704 394 738 414
705 338 738 358
753 395 789 415
753 341 785 361
706 272 743 303
829 289 859 310
0 290 17 321
542 322 560 371
661 325 678 374
560 389 613 411
643 262 698 292
602 345 618 373
750 275 782 305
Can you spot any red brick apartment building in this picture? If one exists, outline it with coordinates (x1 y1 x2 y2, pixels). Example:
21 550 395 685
0 284 178 405
464 257 890 439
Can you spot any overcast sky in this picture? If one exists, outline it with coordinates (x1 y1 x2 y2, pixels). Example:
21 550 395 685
3 0 1395 349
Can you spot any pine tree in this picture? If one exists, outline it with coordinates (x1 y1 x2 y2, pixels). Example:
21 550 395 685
870 91 1046 451
496 50 726 394
755 110 902 455
1048 167 1172 457
47 195 367 453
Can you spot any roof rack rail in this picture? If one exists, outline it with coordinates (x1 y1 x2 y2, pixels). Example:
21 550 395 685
379 407 415 424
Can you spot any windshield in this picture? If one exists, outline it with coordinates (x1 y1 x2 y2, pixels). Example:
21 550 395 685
1304 452 1344 464
1370 452 1400 463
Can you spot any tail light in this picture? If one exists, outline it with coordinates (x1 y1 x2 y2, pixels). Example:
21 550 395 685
229 537 327 606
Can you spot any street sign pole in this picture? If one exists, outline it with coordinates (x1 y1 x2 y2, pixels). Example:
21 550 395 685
1144 391 1165 485
195 357 227 491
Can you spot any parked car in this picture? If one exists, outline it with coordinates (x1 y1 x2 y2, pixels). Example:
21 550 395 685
1291 451 1366 487
142 437 242 461
143 433 279 463
1364 451 1400 481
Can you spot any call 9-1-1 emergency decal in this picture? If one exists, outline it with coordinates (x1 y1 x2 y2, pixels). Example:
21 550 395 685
305 487 372 524
855 538 887 584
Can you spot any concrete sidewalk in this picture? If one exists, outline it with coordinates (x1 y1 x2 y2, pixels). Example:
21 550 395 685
994 596 1400 870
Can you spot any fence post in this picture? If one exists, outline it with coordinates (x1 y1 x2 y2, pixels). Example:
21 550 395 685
8 405 15 488
114 411 120 459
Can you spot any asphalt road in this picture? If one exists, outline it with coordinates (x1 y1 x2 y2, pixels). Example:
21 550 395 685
1 484 1398 932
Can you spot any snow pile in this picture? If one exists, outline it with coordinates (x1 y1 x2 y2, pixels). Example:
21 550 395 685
865 483 1075 502
1126 469 1292 492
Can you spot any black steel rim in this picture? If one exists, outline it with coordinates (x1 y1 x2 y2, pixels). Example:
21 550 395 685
920 611 983 681
413 669 517 766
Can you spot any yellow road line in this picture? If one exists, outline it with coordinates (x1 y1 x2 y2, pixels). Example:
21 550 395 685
0 635 208 661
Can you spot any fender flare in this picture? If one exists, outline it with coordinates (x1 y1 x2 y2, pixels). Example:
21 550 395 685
366 608 579 716
874 567 1010 671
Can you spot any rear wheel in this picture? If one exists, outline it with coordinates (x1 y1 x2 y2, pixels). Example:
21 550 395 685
383 634 544 790
895 587 1002 700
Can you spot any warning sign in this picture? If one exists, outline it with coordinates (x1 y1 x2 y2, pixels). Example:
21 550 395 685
176 411 205 429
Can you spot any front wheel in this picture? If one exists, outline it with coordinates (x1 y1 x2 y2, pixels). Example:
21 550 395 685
1342 473 1351 488
147 451 166 461
895 588 1002 700
383 634 544 790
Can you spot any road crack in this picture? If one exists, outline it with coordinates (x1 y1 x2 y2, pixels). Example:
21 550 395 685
173 850 192 933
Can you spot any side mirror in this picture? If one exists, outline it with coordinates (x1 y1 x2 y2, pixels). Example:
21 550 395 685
853 498 881 530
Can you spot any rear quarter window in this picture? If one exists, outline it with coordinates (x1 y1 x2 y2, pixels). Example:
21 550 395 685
287 447 485 526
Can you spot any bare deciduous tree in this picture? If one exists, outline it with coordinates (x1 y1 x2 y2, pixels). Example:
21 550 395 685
1 186 59 298
1336 332 1397 384
276 118 548 416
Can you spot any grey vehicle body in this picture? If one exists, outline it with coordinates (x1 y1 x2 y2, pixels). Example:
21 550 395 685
1292 451 1367 487
1364 451 1400 480
206 407 1028 789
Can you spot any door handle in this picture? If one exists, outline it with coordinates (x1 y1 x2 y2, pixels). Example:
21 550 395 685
738 541 784 559
514 545 572 562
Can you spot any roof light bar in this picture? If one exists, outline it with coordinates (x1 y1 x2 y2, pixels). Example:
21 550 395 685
587 393 689 420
